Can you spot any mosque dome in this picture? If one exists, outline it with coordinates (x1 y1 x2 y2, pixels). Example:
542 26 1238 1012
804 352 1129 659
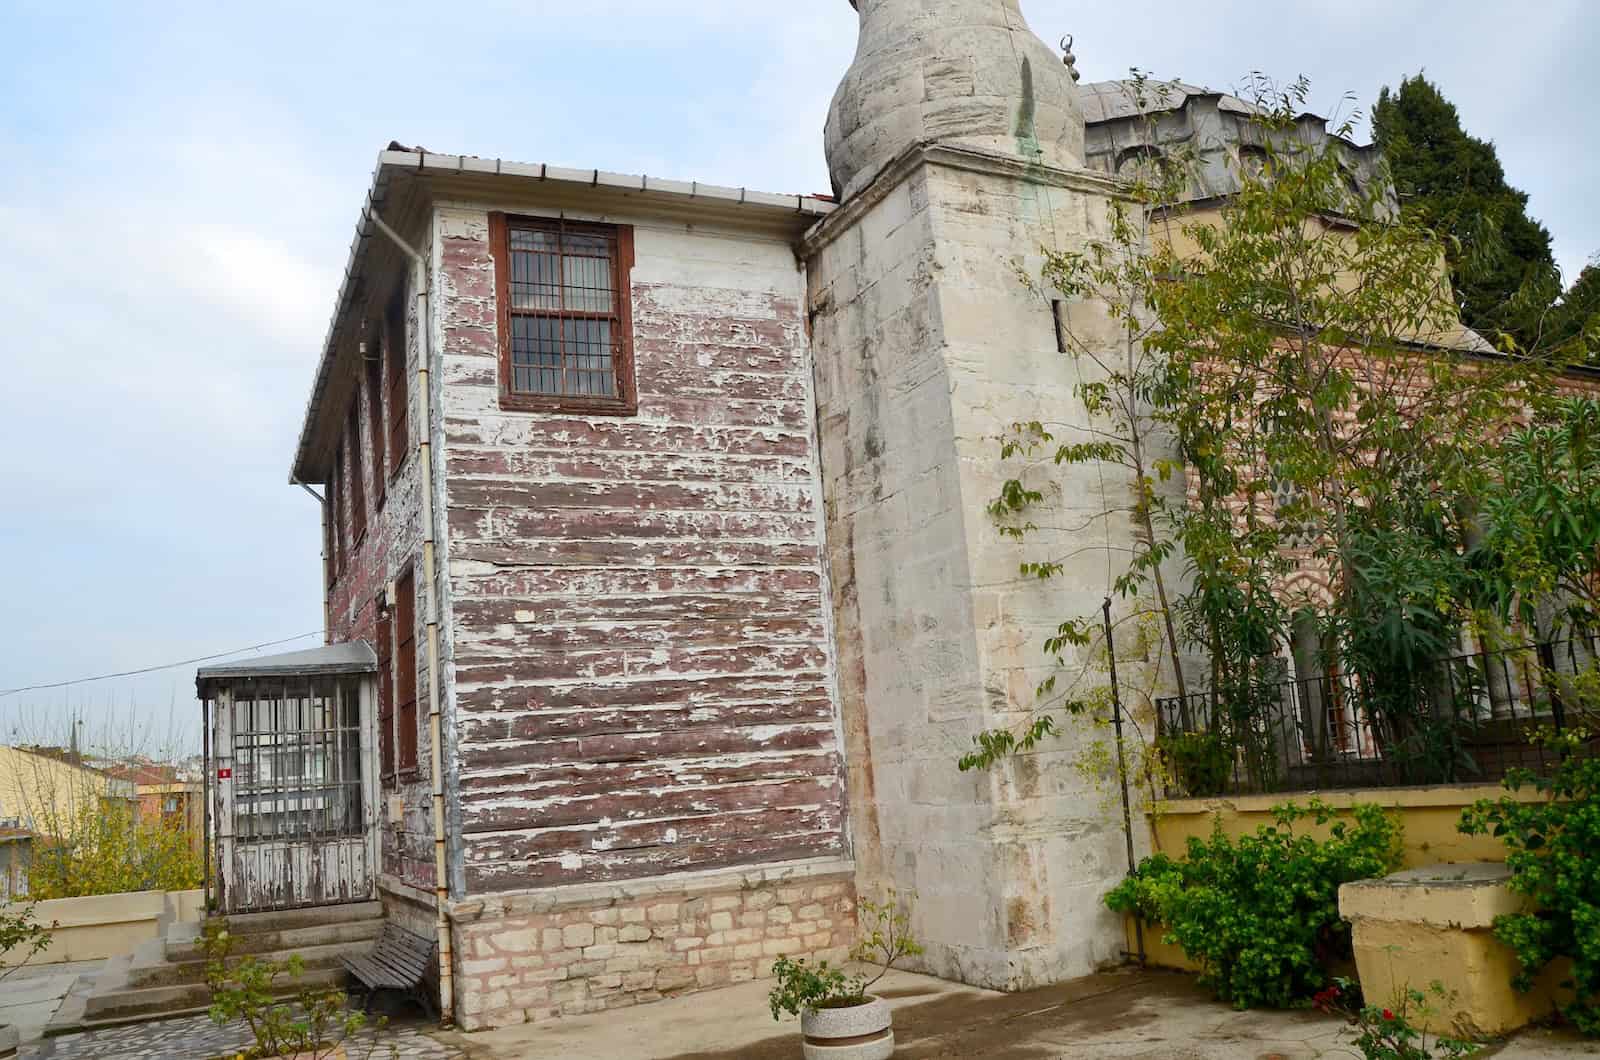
824 0 1086 202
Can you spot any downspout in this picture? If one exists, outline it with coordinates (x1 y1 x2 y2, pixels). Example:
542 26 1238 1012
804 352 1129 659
366 209 454 1026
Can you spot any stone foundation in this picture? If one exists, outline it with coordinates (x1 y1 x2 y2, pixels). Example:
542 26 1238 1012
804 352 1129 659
449 857 856 1030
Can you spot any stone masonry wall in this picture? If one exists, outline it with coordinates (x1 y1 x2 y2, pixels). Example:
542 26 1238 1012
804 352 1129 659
803 146 1156 991
450 861 856 1030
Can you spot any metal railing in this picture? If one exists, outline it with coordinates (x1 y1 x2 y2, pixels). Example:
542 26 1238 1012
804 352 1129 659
1154 636 1600 797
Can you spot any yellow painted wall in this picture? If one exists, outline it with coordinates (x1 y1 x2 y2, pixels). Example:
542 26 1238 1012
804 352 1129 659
1129 784 1535 972
0 746 139 842
1150 784 1535 869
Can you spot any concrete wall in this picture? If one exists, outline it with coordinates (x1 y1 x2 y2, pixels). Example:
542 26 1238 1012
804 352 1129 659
1342 864 1571 1036
0 888 203 966
804 144 1156 991
433 199 849 894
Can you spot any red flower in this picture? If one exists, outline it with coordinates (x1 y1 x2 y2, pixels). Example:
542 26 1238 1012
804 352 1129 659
1382 1009 1395 1021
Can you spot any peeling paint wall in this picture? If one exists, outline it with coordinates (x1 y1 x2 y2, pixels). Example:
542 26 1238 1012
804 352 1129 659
323 249 437 899
433 204 849 895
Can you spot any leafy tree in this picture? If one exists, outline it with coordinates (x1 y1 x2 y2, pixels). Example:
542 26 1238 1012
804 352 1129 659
1146 76 1552 754
962 75 1560 783
1373 74 1560 352
1473 396 1600 639
1549 258 1600 360
29 800 201 899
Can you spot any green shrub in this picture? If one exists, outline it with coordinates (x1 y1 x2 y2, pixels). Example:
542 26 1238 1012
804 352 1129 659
1106 799 1403 1009
1460 728 1600 1035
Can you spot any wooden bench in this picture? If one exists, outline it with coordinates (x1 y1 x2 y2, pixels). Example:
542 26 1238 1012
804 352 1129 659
342 922 438 1020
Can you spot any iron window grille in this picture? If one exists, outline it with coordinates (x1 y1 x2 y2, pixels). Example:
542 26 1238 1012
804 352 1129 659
490 213 637 415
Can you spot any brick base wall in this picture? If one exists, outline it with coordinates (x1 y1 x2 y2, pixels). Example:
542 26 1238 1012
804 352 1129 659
449 858 856 1030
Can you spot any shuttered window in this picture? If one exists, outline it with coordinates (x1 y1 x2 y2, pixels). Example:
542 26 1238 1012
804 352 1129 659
394 568 419 774
385 294 409 475
331 446 346 577
366 343 386 507
376 606 395 781
347 403 366 543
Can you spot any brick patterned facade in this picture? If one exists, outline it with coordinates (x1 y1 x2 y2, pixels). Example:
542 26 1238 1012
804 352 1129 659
450 861 856 1030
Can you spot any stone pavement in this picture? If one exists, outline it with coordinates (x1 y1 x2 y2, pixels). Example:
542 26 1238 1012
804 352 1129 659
18 1013 460 1059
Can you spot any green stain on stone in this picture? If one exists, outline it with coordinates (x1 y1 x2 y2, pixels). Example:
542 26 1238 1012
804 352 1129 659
1014 56 1042 160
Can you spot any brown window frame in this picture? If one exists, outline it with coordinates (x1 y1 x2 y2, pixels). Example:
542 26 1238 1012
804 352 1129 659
347 402 366 545
385 292 409 479
489 212 637 416
376 604 395 783
394 567 419 775
365 339 386 509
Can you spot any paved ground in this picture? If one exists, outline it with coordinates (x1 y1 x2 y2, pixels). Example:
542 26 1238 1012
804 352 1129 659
20 1012 460 1059
436 968 1600 1060
6 967 1598 1058
0 961 102 1045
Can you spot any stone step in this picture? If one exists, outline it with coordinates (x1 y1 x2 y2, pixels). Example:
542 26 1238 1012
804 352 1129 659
128 939 371 990
167 916 383 962
81 964 348 1023
214 901 383 937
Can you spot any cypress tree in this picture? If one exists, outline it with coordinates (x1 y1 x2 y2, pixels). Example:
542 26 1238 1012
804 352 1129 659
1373 74 1560 351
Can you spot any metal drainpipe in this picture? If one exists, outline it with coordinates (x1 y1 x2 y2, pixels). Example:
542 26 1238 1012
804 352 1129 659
366 208 454 1025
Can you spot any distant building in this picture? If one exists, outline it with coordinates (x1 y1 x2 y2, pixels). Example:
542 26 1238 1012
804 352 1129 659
0 746 139 842
0 821 32 899
102 762 205 855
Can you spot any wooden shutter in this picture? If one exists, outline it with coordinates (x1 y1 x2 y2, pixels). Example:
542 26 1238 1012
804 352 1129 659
395 568 418 773
386 294 409 474
376 607 395 781
347 403 366 543
366 348 386 507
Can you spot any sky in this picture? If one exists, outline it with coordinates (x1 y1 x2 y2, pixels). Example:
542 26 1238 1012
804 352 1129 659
1 0 1595 756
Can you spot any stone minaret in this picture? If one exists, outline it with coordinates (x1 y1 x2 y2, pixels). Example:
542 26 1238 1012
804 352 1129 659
803 0 1143 989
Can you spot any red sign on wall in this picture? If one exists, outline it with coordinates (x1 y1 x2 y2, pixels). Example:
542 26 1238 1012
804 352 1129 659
217 768 232 780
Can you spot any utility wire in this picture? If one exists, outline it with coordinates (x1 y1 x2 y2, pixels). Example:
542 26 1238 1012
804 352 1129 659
0 631 325 699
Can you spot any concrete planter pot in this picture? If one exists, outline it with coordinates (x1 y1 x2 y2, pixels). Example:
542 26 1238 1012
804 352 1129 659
0 1023 18 1058
800 996 894 1059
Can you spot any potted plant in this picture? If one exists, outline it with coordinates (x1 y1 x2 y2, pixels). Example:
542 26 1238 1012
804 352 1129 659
202 921 393 1060
0 901 54 1058
767 891 922 1059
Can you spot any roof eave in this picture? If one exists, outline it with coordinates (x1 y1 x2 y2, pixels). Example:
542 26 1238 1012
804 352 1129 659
288 152 836 484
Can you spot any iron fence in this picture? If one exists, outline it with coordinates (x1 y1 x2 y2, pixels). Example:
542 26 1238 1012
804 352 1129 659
1153 636 1600 797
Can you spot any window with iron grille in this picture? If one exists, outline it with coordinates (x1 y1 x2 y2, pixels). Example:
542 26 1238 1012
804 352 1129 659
394 568 418 774
376 606 395 782
490 213 637 414
385 292 409 476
